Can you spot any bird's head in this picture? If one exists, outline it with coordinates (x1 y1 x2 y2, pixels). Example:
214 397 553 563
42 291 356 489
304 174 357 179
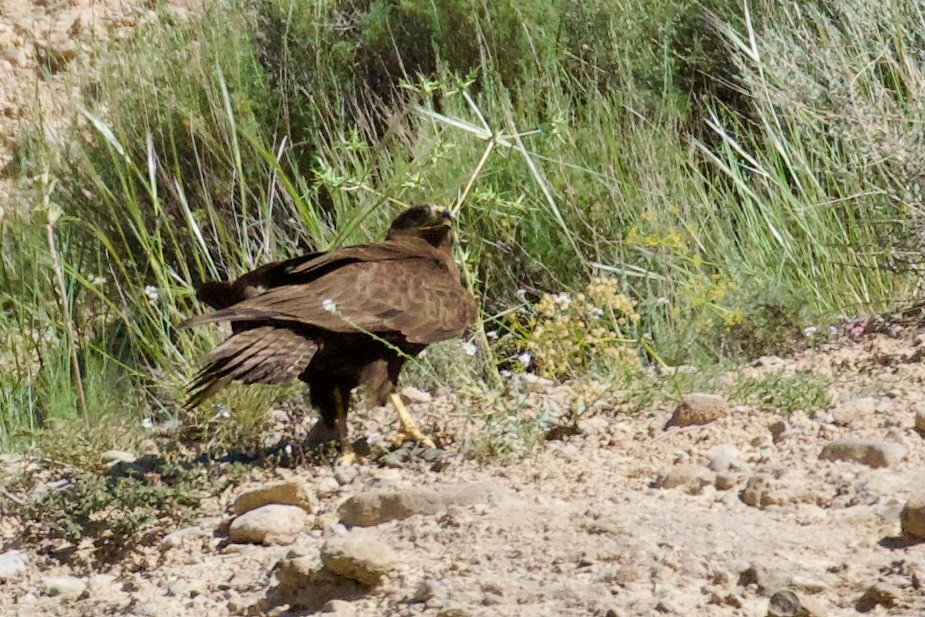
386 204 454 248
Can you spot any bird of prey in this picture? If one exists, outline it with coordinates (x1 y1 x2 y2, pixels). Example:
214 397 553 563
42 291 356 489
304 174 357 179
179 204 476 461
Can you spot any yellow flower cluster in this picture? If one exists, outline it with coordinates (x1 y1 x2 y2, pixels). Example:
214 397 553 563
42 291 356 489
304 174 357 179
524 277 640 378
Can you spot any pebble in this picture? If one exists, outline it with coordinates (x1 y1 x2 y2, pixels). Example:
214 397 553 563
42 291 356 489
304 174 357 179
41 576 87 599
900 495 925 540
0 551 26 581
234 480 315 515
228 504 309 545
321 533 397 586
664 393 728 429
818 439 906 468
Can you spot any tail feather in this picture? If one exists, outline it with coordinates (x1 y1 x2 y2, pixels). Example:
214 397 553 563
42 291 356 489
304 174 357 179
184 326 318 408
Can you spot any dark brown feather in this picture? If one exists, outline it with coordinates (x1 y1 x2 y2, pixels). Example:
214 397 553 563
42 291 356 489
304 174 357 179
180 205 476 433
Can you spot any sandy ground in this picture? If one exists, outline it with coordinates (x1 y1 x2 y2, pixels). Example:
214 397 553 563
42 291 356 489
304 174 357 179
0 332 924 617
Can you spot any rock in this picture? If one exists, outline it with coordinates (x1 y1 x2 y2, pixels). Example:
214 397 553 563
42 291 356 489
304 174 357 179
900 496 925 540
101 449 136 465
767 589 824 616
277 556 365 611
738 564 788 596
166 578 206 598
323 599 355 615
520 373 555 393
234 480 315 515
768 420 791 443
436 609 472 617
414 578 450 602
818 439 906 468
160 525 209 551
915 406 925 433
400 387 432 404
831 397 876 426
318 477 340 498
715 472 739 491
708 444 741 472
42 576 87 599
338 480 517 527
0 551 27 581
228 504 309 545
740 475 780 509
855 582 900 612
0 48 23 67
664 393 728 429
321 534 397 586
655 464 715 494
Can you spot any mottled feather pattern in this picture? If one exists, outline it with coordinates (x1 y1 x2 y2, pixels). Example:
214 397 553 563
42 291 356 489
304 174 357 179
180 205 476 433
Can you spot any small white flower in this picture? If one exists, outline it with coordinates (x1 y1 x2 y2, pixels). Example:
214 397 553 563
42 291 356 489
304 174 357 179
212 409 230 420
553 292 572 306
462 341 478 356
141 417 154 429
284 444 293 456
802 325 818 337
321 298 336 313
486 330 498 339
144 285 159 303
89 275 106 287
517 352 532 366
515 289 528 302
588 307 604 318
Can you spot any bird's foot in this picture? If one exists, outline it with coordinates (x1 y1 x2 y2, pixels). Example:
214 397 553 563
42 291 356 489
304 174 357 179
339 447 358 466
387 392 437 449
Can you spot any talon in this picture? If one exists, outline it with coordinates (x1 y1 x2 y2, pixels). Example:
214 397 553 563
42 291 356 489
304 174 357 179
388 392 437 449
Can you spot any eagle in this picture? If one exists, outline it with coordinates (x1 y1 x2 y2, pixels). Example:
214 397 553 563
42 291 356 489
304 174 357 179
179 204 477 462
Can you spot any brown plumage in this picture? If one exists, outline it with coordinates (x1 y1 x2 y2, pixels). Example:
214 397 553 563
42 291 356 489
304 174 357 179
179 204 477 456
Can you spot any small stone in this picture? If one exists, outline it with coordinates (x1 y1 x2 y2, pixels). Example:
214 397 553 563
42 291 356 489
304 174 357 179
740 475 782 509
400 387 432 404
414 578 450 602
520 373 555 393
160 525 208 551
715 472 739 491
768 420 790 443
789 574 829 592
101 449 136 465
855 582 900 612
42 576 87 599
708 444 741 472
166 578 206 598
234 480 315 515
738 565 787 596
0 551 27 581
436 609 471 617
655 464 715 494
900 495 925 540
322 599 355 615
228 504 309 545
321 534 397 586
767 589 823 617
370 468 402 488
664 393 728 429
317 477 340 498
819 439 906 468
915 405 925 433
338 480 517 527
831 398 876 426
0 48 23 66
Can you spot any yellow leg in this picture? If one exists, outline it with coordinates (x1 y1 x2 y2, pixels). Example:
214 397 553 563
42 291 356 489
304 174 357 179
333 388 356 465
388 392 436 449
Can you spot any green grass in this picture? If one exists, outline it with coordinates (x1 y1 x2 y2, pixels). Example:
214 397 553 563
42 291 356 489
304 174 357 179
0 0 920 455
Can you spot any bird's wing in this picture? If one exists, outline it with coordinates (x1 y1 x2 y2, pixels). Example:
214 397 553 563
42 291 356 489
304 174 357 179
184 326 319 408
183 256 476 345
